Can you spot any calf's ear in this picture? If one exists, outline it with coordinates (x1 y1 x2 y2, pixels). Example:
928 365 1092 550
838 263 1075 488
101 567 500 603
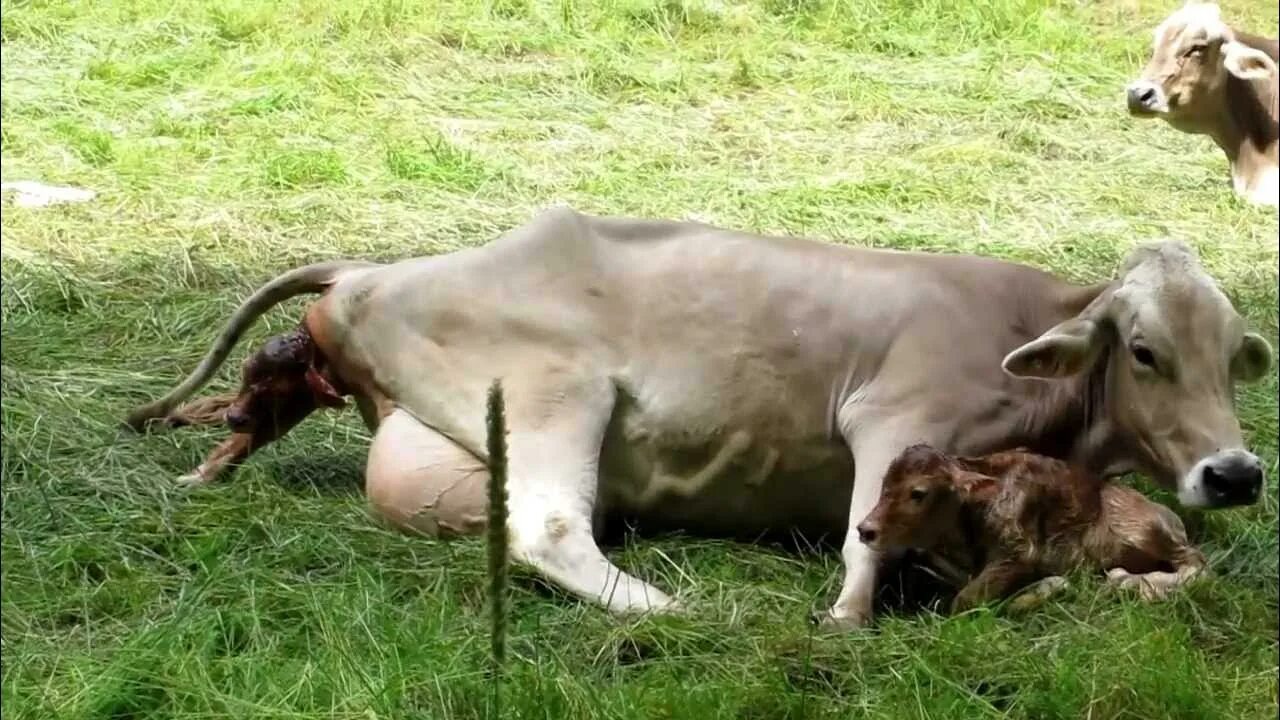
1223 42 1278 81
1231 332 1273 383
1003 318 1105 379
952 470 997 502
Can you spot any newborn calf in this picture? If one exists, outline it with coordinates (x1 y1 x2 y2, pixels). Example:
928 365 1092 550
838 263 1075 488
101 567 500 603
857 444 1206 613
165 325 348 485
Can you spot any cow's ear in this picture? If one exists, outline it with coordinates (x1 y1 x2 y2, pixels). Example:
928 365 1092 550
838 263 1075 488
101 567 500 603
1002 318 1104 379
1231 332 1273 383
1223 41 1278 81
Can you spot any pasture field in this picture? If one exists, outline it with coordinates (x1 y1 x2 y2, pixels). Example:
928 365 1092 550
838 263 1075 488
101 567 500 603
2 1 1278 718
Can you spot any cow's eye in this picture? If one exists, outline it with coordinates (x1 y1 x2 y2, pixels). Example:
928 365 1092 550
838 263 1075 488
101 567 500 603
909 487 928 502
1184 44 1207 57
1131 344 1157 369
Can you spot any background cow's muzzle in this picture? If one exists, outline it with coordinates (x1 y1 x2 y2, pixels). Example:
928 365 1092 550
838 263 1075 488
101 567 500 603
1183 449 1265 508
1126 80 1166 115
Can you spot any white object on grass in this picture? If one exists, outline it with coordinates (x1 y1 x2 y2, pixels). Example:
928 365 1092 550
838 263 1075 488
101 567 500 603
1 181 97 208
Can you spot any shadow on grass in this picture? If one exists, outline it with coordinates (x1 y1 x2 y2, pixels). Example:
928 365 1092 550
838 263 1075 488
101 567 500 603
260 451 364 494
598 520 955 618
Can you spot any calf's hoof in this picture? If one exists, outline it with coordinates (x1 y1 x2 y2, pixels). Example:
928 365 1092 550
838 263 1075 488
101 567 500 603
176 470 212 488
1007 575 1070 614
1105 568 1178 602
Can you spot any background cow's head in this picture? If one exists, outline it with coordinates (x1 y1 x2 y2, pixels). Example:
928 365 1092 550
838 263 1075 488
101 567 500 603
1125 2 1277 133
1001 240 1272 509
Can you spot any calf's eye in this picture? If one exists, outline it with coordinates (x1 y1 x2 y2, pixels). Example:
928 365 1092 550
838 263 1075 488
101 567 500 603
909 488 928 502
1131 344 1157 369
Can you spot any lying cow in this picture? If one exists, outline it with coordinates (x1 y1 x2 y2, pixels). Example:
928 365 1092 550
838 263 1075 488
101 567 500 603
856 445 1208 613
1126 2 1279 206
126 208 1273 629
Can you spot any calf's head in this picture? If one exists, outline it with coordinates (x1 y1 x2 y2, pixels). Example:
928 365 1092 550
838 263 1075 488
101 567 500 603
857 444 995 552
224 328 344 434
1126 3 1277 133
1002 240 1272 509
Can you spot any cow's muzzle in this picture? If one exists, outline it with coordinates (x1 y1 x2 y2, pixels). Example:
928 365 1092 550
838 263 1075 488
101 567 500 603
1181 450 1265 508
1126 81 1166 116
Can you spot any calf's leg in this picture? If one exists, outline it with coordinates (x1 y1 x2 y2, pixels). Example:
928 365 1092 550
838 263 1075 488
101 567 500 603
1105 544 1207 602
1101 496 1207 601
952 558 1037 612
1006 576 1070 613
178 400 317 486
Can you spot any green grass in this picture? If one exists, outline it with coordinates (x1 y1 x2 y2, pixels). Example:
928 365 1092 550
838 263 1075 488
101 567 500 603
2 0 1278 718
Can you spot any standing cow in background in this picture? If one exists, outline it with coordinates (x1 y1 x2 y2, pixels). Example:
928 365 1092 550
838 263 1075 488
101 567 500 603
1126 2 1279 206
127 208 1273 629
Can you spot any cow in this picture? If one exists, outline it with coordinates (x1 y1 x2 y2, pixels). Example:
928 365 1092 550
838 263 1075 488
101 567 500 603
1126 2 1279 207
856 444 1208 613
125 208 1273 629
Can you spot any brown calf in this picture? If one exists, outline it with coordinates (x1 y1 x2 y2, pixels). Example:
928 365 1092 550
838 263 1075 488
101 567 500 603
857 444 1207 613
164 325 350 485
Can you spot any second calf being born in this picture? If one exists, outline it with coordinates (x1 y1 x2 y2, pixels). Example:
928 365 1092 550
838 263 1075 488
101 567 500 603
858 444 1207 612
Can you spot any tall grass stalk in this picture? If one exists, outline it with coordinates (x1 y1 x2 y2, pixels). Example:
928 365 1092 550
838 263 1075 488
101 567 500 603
485 379 510 719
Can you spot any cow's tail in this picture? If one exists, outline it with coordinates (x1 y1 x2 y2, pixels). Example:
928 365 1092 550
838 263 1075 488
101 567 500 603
125 260 377 431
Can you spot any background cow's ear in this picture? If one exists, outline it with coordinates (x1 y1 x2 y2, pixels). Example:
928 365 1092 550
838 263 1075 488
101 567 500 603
1231 332 1273 383
1223 42 1278 81
1002 318 1103 379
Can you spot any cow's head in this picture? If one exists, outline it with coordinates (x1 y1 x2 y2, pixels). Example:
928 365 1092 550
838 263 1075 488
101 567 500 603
1126 3 1278 132
1002 240 1272 509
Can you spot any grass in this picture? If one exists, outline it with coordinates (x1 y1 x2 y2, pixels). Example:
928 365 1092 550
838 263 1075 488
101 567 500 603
1 0 1277 718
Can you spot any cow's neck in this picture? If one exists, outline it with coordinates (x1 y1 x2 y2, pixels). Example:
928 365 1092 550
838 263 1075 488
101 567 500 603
1022 345 1130 478
1014 283 1137 479
1208 73 1278 203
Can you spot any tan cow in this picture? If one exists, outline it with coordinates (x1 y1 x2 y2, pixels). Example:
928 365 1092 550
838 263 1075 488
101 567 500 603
1126 2 1279 206
126 208 1273 629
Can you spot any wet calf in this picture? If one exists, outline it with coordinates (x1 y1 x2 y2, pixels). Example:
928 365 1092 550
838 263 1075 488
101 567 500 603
857 444 1206 613
166 325 348 485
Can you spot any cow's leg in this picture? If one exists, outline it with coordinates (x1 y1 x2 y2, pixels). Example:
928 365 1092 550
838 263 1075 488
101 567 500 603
501 376 676 615
822 417 928 630
366 408 489 537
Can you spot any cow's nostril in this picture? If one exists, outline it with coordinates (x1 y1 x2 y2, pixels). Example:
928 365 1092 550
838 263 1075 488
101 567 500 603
1202 457 1264 507
858 526 878 544
1137 87 1157 104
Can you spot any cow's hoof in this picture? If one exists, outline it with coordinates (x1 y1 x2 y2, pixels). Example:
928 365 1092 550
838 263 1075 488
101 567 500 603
814 608 871 633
